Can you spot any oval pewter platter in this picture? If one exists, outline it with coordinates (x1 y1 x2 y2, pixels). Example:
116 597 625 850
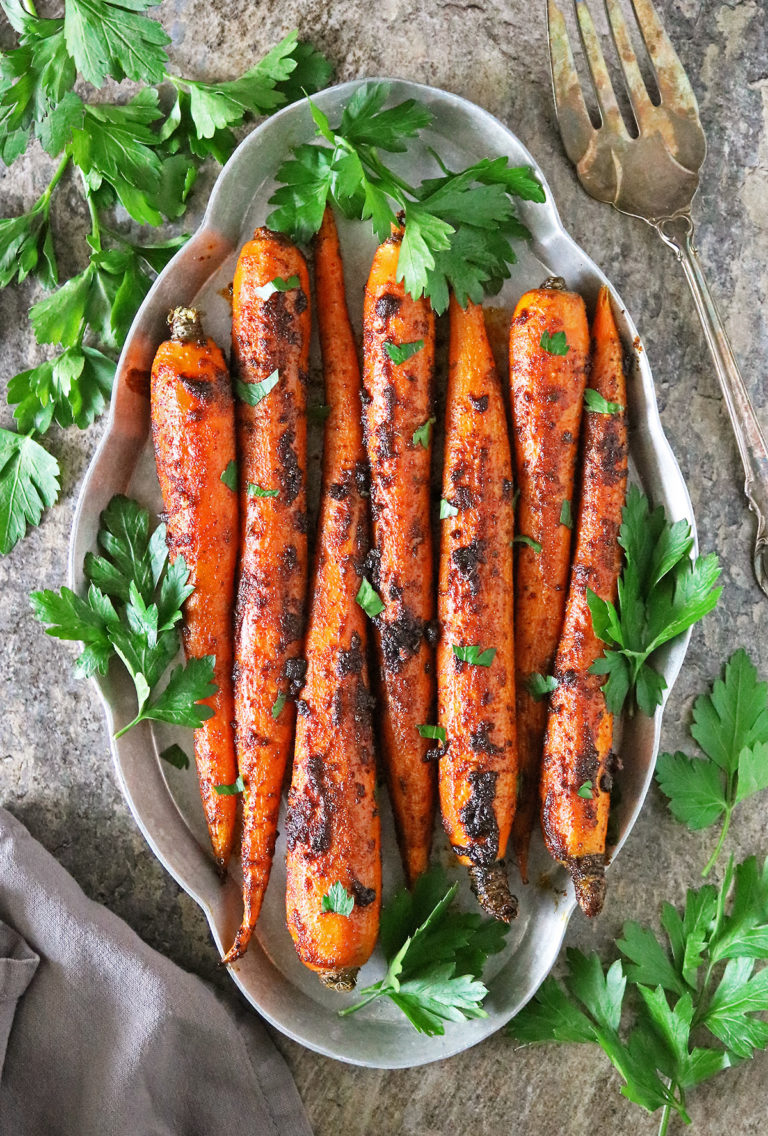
69 78 695 1069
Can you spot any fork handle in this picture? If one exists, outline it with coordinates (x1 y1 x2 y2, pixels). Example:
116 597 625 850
657 214 768 595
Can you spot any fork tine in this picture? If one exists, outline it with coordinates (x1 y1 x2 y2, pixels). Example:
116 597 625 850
630 0 700 112
574 0 628 135
604 0 654 130
547 0 596 164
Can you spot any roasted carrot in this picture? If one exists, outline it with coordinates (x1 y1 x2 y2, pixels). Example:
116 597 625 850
150 307 239 869
509 279 590 883
540 286 628 916
437 298 518 922
223 229 311 964
285 208 381 989
362 227 437 886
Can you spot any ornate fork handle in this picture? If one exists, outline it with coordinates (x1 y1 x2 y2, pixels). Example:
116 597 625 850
656 214 768 594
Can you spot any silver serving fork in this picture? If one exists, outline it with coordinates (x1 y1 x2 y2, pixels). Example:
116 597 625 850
548 0 768 596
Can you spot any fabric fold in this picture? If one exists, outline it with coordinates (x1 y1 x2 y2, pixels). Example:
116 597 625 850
0 807 312 1136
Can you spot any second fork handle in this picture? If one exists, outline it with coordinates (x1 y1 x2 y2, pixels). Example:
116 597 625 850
657 214 768 594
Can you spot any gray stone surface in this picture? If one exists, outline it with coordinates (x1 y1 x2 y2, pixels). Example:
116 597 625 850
1 1 767 1133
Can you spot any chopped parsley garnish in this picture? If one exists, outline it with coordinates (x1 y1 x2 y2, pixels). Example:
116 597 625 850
235 369 280 406
321 882 355 916
453 644 496 667
255 274 300 301
220 459 238 491
412 416 436 449
540 330 569 355
385 339 424 365
585 389 624 415
355 577 384 618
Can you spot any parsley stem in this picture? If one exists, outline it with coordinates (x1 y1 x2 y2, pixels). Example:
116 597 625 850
40 154 70 209
337 987 382 1017
363 151 417 199
701 805 732 878
657 1103 672 1136
81 173 102 252
113 713 145 739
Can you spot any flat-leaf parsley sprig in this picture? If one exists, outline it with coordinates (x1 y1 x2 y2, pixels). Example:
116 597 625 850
339 868 509 1035
587 485 721 718
0 2 331 554
511 855 768 1133
268 81 545 314
30 494 216 738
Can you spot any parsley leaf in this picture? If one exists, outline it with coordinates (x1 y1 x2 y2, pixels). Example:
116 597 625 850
321 882 355 916
526 672 558 701
0 13 76 160
160 743 189 770
169 31 323 142
417 724 447 742
29 582 118 677
340 868 508 1034
656 650 768 875
215 775 245 796
559 499 573 529
412 417 435 448
453 644 496 667
32 495 216 740
235 371 280 407
440 498 458 519
8 346 114 433
0 429 60 554
0 196 58 290
63 0 171 88
540 330 569 355
587 486 721 718
272 692 287 719
268 82 543 313
220 460 238 492
385 339 424 365
254 274 300 301
355 577 384 619
248 483 278 498
577 780 594 799
513 534 541 553
585 388 624 415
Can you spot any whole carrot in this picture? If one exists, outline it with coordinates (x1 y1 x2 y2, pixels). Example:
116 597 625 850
150 307 239 869
509 279 590 882
285 208 381 989
362 227 437 886
438 298 518 922
540 286 628 916
223 229 310 963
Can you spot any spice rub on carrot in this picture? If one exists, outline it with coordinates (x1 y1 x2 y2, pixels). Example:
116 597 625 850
285 209 381 989
224 228 311 963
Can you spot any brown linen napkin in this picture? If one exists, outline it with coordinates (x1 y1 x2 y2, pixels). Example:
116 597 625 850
0 806 313 1136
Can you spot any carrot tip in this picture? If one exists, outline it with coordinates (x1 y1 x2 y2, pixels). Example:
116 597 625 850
512 837 530 886
220 922 254 966
319 967 359 993
570 855 607 918
468 862 518 924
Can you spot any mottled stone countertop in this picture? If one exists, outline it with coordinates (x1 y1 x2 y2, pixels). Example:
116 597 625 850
1 2 767 1133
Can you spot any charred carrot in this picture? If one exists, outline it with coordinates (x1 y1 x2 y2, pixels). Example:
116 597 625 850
540 286 628 916
223 229 311 964
285 208 381 989
150 307 239 869
437 298 518 922
362 227 437 886
509 279 590 883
